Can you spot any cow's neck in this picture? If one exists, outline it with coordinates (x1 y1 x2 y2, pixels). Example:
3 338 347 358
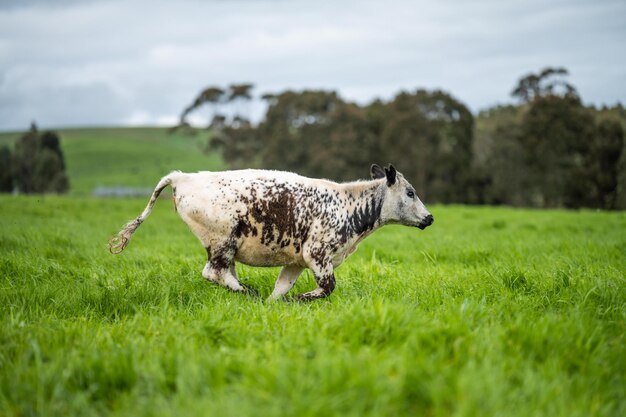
339 179 386 241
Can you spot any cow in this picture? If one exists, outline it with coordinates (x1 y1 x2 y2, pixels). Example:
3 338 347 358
109 164 433 301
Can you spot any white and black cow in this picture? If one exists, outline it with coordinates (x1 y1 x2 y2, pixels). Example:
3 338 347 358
109 164 433 301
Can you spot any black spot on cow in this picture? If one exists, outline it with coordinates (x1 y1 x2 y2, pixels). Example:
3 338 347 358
244 183 301 245
233 217 257 238
339 195 383 242
206 242 235 271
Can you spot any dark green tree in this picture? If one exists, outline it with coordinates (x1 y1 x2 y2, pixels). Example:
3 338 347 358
512 67 578 103
475 67 624 209
306 101 379 181
588 119 624 209
40 131 66 170
589 104 626 209
0 146 13 192
11 126 69 194
473 105 529 206
376 89 474 202
226 83 255 126
180 86 226 126
12 125 40 193
32 148 69 193
259 90 344 178
254 90 376 181
210 116 260 169
518 94 595 207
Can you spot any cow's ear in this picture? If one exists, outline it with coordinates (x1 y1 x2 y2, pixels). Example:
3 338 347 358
370 164 385 180
384 164 397 186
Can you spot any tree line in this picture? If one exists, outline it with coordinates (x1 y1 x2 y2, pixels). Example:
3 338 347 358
180 68 625 209
1 68 623 208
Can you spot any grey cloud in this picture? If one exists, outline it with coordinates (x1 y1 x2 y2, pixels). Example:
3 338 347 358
0 0 625 131
0 77 131 128
0 0 107 11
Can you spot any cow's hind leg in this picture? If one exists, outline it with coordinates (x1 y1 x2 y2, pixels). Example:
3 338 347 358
230 264 260 297
202 246 248 293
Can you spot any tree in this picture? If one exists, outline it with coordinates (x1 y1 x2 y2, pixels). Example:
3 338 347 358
11 126 69 194
474 67 623 209
33 148 69 193
590 104 626 210
478 68 594 208
0 146 13 192
518 94 595 208
258 90 348 178
588 119 624 209
228 83 254 116
40 131 66 170
179 86 226 127
209 116 260 169
12 125 40 193
512 67 578 103
255 89 378 181
376 90 474 203
306 101 379 181
179 83 256 129
473 105 529 206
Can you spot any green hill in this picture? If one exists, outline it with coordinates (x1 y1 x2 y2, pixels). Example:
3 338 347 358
0 127 226 195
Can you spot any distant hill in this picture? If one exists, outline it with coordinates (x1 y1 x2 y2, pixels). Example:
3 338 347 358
0 127 225 195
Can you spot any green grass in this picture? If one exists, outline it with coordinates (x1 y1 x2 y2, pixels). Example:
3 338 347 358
0 127 225 195
1 196 624 416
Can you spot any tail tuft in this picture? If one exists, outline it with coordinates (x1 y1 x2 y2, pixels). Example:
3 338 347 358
108 218 142 254
108 235 128 254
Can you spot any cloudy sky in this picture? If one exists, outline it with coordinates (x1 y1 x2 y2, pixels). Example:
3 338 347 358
1 0 625 131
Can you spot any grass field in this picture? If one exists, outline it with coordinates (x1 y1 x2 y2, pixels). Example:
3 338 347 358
0 127 225 195
1 195 624 416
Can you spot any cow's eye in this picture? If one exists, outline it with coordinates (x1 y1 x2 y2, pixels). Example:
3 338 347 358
406 190 415 199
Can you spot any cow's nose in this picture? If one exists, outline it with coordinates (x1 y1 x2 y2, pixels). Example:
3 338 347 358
423 214 434 226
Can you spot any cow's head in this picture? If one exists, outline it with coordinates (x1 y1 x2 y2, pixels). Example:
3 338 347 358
371 164 433 230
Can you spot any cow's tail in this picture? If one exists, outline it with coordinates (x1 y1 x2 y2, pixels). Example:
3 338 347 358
108 171 180 254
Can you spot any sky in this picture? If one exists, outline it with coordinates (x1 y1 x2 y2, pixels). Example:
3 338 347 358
1 0 625 131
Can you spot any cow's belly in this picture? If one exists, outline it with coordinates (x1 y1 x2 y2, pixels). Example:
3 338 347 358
235 238 304 267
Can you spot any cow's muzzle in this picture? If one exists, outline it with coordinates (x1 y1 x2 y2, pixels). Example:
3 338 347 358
417 214 434 230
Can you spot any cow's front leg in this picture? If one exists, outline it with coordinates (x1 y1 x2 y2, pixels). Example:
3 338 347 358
268 265 304 301
294 261 336 301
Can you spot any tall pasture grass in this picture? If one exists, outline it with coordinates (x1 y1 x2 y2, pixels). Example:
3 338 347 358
1 196 624 416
